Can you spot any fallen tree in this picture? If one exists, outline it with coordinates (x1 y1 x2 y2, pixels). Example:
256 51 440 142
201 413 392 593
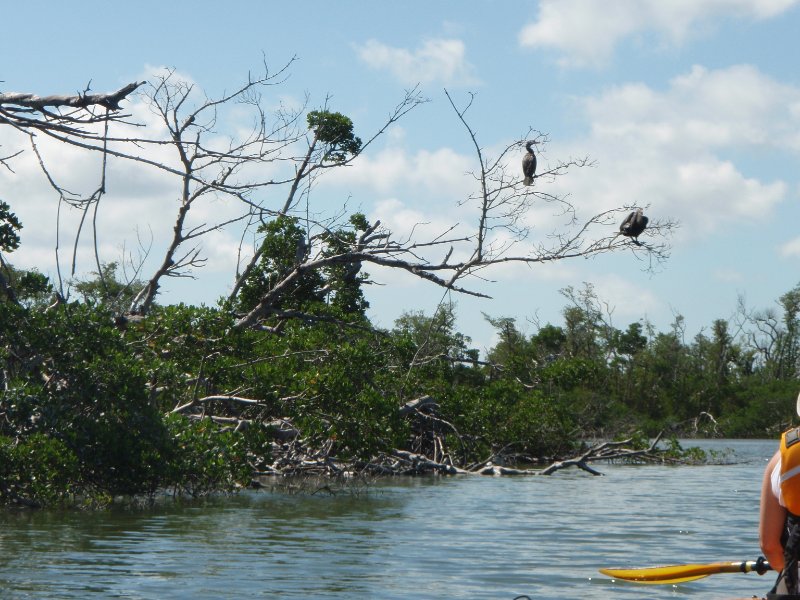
173 390 688 482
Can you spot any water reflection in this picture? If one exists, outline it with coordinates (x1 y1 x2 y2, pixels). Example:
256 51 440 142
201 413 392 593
0 440 778 599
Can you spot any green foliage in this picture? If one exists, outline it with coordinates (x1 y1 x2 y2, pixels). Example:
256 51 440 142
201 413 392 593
236 216 323 314
539 357 601 390
0 200 22 253
395 303 472 364
236 213 374 320
0 263 53 307
0 301 172 496
0 434 79 506
532 324 567 357
291 328 407 459
307 110 362 162
659 437 709 464
441 380 576 461
612 322 647 357
718 379 799 437
13 269 53 306
3 242 800 509
317 213 371 316
166 414 257 496
0 300 280 506
484 315 538 386
473 282 800 440
560 284 605 360
71 261 146 314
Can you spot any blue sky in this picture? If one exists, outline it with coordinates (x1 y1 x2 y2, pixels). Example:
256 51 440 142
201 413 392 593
2 0 800 353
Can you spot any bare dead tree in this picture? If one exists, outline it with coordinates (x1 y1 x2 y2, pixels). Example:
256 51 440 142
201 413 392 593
0 82 143 136
127 62 308 313
0 81 145 293
0 65 431 317
233 88 678 330
735 295 795 377
0 81 144 180
2 66 676 328
114 67 428 315
228 87 426 302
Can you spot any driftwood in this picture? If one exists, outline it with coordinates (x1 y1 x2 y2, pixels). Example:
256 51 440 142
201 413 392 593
171 395 263 415
372 433 670 477
537 433 667 476
174 389 682 481
249 433 676 480
399 395 438 416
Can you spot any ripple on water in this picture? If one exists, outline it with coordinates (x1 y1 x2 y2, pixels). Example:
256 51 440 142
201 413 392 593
0 440 777 599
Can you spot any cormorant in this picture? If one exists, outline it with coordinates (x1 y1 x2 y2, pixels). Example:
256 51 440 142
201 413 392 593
619 208 648 245
294 236 308 265
522 141 537 186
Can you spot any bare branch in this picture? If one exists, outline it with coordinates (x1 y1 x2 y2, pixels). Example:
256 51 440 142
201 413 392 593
0 82 144 112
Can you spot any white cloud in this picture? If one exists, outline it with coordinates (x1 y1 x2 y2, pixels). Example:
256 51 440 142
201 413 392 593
326 145 476 198
324 63 798 267
519 0 800 68
0 90 263 302
780 237 800 257
536 64 795 240
355 38 480 86
519 1 646 68
370 197 473 253
590 274 663 322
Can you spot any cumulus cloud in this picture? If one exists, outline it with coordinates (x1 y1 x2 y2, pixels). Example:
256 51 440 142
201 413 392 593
533 64 795 240
780 237 800 257
0 90 259 302
320 64 798 269
519 0 800 68
326 145 475 197
585 65 800 149
355 38 480 86
591 274 663 322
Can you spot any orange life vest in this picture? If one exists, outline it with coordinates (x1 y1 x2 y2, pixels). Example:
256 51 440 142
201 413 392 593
781 427 800 515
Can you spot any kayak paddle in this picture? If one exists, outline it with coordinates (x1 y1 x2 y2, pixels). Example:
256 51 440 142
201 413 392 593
599 558 771 584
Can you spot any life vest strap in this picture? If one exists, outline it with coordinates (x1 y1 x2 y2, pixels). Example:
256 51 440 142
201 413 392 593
788 428 800 448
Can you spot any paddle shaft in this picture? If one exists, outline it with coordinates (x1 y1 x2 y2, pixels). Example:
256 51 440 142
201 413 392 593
599 559 772 584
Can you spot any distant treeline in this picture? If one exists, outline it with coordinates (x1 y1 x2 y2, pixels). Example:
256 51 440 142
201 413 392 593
480 282 800 440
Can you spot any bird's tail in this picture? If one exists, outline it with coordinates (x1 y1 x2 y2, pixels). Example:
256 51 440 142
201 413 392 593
523 177 533 186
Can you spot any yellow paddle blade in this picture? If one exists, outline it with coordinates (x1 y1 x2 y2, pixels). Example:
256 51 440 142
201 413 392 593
599 561 764 585
599 565 712 584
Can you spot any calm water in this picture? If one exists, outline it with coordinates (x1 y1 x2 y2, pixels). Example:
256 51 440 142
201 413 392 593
0 440 778 599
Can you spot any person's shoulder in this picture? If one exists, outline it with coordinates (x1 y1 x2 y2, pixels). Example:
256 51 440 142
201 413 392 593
766 449 781 474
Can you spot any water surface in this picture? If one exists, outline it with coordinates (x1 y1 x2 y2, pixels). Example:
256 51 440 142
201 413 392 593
0 439 777 599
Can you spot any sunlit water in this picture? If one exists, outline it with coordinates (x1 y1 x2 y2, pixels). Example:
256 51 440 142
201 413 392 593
0 440 777 599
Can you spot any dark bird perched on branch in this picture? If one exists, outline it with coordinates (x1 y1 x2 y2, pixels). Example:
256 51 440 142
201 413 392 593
294 236 308 265
522 141 537 186
619 208 649 245
342 262 362 283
